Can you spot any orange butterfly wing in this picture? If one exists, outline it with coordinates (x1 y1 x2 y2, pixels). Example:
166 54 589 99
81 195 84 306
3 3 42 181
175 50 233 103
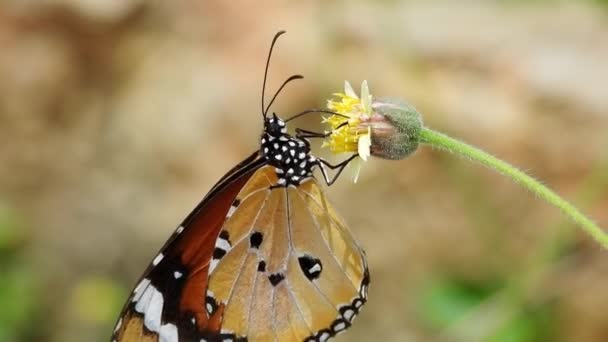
204 167 369 341
112 156 369 342
112 152 263 341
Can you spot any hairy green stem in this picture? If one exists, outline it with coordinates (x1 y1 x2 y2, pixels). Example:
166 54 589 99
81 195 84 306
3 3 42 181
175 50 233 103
418 127 608 249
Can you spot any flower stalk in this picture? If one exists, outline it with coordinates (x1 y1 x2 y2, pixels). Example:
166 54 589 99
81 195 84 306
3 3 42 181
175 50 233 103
418 127 608 249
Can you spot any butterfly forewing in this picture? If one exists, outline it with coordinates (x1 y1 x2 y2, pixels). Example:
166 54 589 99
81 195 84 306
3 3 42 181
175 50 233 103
112 154 264 342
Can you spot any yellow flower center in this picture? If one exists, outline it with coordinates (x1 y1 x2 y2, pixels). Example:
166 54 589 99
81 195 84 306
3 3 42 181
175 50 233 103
322 81 373 160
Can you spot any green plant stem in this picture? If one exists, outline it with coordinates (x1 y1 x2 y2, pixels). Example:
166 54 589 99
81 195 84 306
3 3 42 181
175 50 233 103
418 127 608 249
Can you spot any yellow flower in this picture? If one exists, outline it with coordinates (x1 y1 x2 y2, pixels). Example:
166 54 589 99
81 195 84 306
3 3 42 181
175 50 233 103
323 80 373 160
323 80 374 182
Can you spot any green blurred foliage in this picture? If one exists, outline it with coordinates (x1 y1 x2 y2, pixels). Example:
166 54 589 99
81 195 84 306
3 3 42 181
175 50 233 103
417 277 505 329
487 304 556 342
70 276 126 326
594 0 608 9
417 277 557 342
0 204 38 341
0 204 25 253
415 155 608 341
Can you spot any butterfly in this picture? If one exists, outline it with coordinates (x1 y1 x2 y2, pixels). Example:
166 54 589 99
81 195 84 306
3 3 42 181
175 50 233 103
111 31 369 342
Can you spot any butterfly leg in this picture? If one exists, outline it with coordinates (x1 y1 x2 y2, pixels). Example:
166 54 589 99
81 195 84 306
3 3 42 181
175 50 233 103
295 128 330 139
295 122 348 139
316 154 359 186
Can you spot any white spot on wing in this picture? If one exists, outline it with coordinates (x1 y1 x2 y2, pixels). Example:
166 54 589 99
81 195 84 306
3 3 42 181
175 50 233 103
113 317 122 333
132 278 151 302
134 284 154 315
209 259 219 273
159 323 178 342
343 309 355 321
361 284 368 298
174 271 183 279
333 322 346 332
176 226 184 234
143 288 164 332
132 283 179 341
216 237 231 251
226 205 237 218
152 253 164 266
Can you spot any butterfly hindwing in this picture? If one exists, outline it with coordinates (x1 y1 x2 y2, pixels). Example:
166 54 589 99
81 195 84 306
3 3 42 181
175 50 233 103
204 166 369 341
114 162 369 342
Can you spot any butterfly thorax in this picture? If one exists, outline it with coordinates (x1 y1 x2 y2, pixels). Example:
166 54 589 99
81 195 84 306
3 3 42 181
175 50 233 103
261 116 316 186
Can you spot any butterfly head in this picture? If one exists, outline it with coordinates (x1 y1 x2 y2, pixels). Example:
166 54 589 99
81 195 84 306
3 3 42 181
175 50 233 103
264 113 287 136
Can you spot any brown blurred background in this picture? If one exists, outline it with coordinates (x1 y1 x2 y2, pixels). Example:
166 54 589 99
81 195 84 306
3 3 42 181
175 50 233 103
1 1 608 341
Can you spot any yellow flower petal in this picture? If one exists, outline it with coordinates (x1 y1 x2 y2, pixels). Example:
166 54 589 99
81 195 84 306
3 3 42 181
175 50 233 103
358 128 371 161
323 80 374 181
344 80 358 99
360 80 372 116
351 158 362 183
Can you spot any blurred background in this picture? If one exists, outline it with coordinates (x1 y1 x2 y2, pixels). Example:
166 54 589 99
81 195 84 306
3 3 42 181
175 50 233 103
1 0 607 341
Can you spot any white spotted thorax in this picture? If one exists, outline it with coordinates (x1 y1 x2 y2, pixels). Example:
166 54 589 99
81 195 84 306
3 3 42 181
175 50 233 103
260 114 316 186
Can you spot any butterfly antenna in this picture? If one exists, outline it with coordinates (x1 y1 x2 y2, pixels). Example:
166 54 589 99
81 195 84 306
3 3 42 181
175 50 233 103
285 109 349 123
264 74 303 116
262 30 286 119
